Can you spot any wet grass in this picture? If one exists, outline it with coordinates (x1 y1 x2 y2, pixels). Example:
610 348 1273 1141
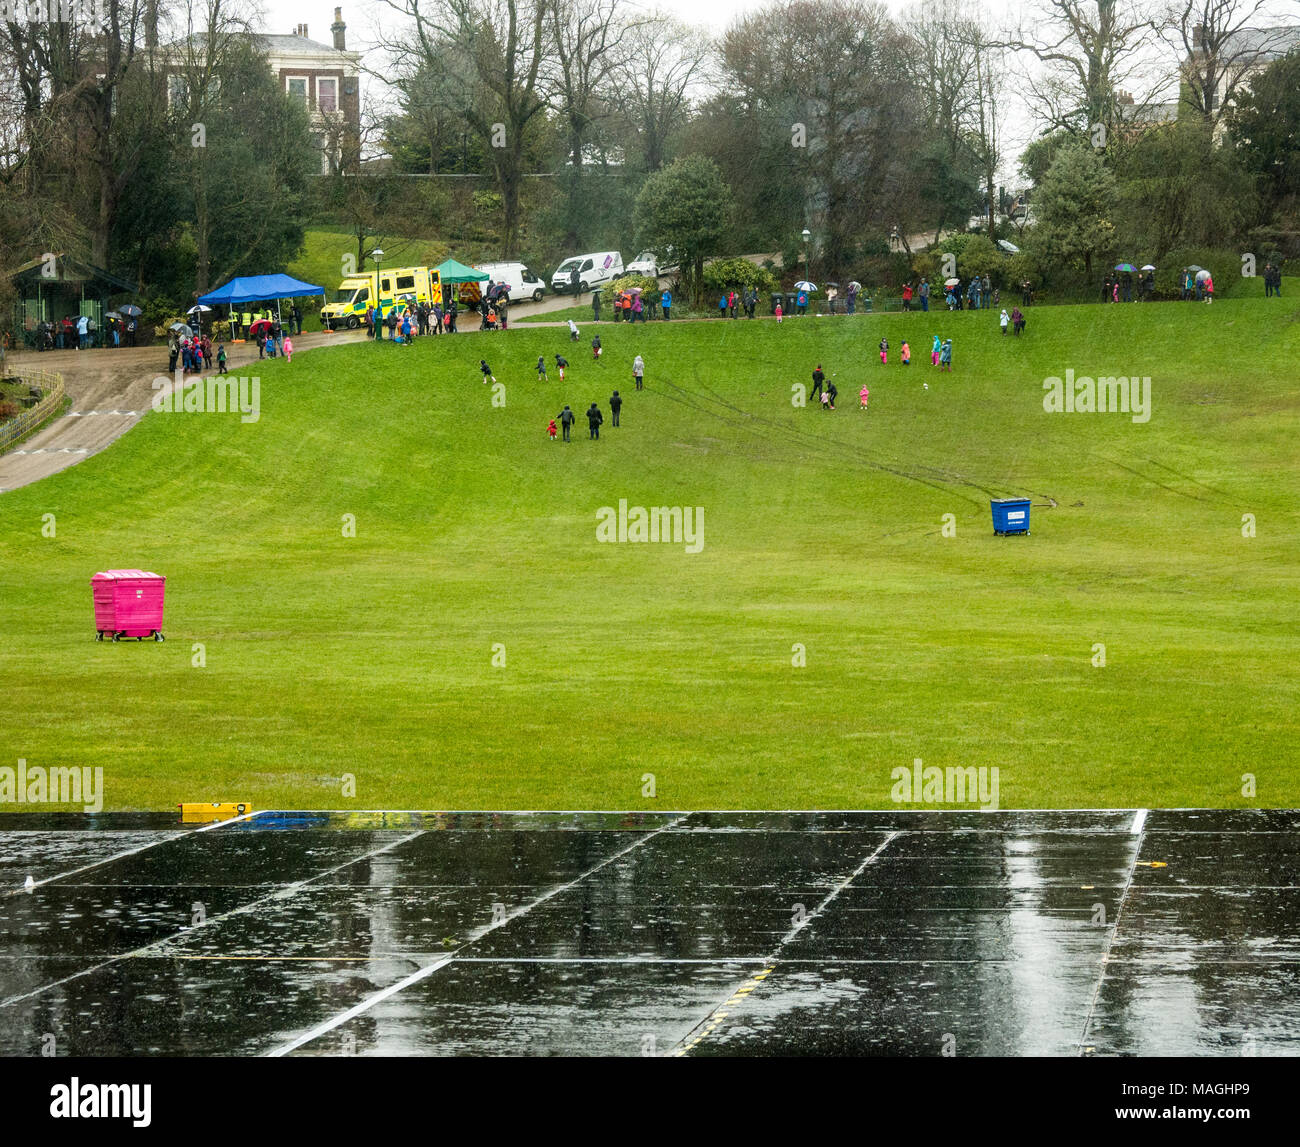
1 299 1298 810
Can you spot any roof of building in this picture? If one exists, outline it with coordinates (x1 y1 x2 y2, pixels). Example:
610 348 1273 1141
165 31 358 62
1220 24 1300 59
256 33 349 56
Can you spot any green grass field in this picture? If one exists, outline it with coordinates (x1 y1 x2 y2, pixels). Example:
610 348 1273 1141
2 299 1297 811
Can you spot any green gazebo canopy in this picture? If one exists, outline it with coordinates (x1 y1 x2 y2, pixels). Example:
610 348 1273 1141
435 258 489 284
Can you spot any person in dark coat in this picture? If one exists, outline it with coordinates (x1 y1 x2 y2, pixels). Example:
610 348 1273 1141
586 401 603 439
811 364 825 401
826 380 838 409
610 390 622 427
592 289 601 320
558 404 575 442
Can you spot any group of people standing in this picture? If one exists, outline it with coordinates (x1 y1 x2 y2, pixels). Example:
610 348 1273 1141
230 305 301 341
365 299 461 340
549 354 643 442
944 275 997 311
716 288 762 318
1263 263 1284 296
594 288 672 322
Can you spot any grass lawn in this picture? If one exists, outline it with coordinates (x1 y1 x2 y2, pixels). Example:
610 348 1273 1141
1 299 1297 811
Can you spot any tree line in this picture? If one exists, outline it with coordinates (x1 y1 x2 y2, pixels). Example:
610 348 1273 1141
2 0 1297 314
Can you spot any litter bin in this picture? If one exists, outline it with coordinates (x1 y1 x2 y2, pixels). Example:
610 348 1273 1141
92 569 166 641
991 498 1031 535
770 292 781 315
784 291 799 314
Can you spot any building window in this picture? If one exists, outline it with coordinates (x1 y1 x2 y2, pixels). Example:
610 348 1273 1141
167 74 187 107
286 76 309 105
317 76 338 114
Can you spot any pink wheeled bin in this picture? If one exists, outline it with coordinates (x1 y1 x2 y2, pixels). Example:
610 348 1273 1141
92 569 166 642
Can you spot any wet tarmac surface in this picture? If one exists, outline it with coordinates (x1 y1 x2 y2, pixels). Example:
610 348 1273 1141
1 810 1296 1056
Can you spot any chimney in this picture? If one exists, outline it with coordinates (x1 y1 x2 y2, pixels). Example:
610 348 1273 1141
331 7 347 51
1192 23 1205 50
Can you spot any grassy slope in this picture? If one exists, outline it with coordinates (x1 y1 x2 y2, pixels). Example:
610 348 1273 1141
1 299 1297 811
288 228 451 302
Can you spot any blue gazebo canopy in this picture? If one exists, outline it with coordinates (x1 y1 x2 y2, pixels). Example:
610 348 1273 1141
198 274 324 306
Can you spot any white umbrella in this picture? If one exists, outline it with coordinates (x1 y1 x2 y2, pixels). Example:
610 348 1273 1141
1141 264 1156 271
944 277 961 287
998 240 1020 254
793 280 817 291
1195 269 1212 282
848 280 862 291
186 304 213 315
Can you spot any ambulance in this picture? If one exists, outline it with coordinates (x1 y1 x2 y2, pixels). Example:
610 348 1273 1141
320 265 442 329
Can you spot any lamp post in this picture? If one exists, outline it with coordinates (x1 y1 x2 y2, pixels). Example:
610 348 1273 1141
370 247 384 340
801 229 811 289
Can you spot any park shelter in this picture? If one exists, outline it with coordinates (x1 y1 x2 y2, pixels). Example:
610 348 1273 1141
5 254 136 348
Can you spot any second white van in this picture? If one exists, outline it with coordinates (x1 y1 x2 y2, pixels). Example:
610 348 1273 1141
475 261 546 303
551 251 624 294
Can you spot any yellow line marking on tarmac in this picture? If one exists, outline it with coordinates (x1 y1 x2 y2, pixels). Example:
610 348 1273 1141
671 966 775 1056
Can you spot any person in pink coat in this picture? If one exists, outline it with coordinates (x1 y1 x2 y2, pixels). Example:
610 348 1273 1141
282 335 294 362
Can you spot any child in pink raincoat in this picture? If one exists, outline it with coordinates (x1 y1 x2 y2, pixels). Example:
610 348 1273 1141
283 335 293 363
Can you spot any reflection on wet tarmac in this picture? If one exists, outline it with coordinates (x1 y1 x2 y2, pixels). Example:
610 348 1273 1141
0 810 1296 1056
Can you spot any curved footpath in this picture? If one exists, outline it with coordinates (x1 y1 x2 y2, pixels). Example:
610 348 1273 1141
0 287 602 493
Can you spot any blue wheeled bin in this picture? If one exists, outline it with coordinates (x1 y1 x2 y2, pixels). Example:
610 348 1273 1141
991 498 1031 535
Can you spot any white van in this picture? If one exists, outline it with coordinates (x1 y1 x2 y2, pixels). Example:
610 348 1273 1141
475 261 546 303
551 251 623 294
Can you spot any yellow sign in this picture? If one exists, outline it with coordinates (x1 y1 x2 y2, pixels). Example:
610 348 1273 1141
179 802 252 823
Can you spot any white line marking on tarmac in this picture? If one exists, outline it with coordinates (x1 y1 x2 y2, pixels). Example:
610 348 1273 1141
2 809 265 898
0 827 424 1009
1078 813 1148 1054
776 831 900 948
672 830 901 1055
267 815 689 1057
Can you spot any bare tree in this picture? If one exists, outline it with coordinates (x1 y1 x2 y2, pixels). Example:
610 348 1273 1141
549 0 640 245
997 0 1163 137
377 0 552 258
1163 0 1293 125
612 17 703 173
969 23 1005 238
